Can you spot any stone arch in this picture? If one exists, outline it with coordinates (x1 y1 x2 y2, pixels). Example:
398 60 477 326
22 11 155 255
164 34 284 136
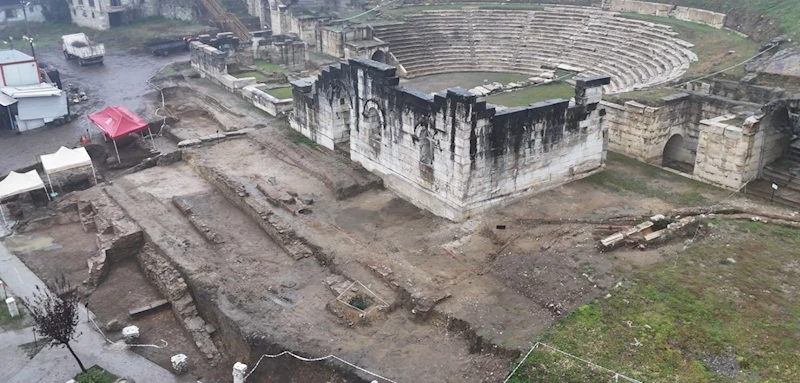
662 134 695 173
362 99 385 154
371 50 387 64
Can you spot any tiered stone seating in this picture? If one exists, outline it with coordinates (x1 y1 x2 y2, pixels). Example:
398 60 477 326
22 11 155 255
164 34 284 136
371 7 698 93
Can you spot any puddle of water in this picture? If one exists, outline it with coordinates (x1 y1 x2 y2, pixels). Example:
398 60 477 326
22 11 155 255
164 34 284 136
3 235 62 254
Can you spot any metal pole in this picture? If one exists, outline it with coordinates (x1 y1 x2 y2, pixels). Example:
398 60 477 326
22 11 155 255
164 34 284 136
42 185 50 201
0 202 6 225
147 126 156 151
20 2 29 39
45 172 53 194
90 164 98 185
113 140 121 163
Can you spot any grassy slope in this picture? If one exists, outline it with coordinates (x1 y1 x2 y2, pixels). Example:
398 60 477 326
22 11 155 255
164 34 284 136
668 0 800 38
509 220 800 383
621 13 759 80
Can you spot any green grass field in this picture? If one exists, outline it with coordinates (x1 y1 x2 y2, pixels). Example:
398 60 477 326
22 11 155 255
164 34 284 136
267 87 293 99
74 365 119 383
508 219 800 383
253 60 287 73
486 83 576 107
620 13 759 80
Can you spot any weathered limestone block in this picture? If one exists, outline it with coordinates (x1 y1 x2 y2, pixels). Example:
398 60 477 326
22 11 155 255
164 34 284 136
233 362 248 383
171 354 188 374
122 326 140 343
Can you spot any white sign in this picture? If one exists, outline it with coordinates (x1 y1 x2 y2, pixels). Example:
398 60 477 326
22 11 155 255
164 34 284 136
772 183 778 190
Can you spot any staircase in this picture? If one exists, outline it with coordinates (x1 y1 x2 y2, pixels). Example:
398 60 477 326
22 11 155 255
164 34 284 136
599 0 612 10
745 150 800 208
196 0 251 42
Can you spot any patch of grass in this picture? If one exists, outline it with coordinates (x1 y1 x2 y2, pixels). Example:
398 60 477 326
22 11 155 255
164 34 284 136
605 88 686 107
253 60 287 73
586 152 712 206
2 18 210 50
266 87 293 100
509 220 800 382
281 125 317 148
74 365 119 383
403 71 528 93
486 83 576 107
619 13 759 80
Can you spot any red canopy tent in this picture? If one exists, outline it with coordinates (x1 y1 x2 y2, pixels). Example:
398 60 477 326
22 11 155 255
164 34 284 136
88 106 154 162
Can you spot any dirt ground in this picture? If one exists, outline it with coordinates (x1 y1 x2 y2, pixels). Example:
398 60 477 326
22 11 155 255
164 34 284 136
4 218 226 382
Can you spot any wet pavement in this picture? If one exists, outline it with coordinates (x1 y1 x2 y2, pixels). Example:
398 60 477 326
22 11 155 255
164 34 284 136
0 46 187 175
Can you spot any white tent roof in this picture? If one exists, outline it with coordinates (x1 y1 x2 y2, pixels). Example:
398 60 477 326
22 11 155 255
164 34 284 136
0 170 45 199
41 146 92 175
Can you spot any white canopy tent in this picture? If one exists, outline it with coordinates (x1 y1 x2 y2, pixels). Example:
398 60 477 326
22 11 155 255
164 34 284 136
40 146 98 193
0 170 49 225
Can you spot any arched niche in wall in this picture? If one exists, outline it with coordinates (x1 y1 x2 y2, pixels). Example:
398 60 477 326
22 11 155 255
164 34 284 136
362 99 385 155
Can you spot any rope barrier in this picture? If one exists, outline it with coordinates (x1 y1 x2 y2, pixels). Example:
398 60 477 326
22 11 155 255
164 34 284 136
84 306 168 349
503 342 642 383
245 351 398 383
671 43 781 89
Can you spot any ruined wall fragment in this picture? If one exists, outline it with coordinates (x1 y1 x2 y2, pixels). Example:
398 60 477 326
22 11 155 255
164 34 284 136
290 58 610 221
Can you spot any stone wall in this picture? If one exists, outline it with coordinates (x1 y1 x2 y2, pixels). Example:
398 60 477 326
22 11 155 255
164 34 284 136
290 58 610 221
608 0 725 28
604 93 694 164
241 84 294 116
190 41 258 93
316 25 389 60
269 35 306 71
604 92 761 166
606 92 796 190
711 79 790 105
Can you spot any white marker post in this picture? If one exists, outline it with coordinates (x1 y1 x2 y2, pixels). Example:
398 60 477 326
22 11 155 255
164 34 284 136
233 362 247 383
6 297 19 317
771 183 778 204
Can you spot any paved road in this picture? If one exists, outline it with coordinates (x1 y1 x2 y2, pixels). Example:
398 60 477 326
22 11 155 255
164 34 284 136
0 240 186 383
0 46 187 175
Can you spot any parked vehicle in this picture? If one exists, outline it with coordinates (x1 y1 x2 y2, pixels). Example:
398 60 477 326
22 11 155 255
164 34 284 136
144 36 195 56
61 33 105 66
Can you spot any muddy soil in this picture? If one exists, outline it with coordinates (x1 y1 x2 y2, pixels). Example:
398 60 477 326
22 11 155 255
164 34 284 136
6 222 97 288
88 259 229 383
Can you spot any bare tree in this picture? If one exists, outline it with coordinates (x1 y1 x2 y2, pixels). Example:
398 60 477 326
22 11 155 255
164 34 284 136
22 275 86 373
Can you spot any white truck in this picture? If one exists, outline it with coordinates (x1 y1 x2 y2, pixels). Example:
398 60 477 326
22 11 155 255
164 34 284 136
61 33 105 66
